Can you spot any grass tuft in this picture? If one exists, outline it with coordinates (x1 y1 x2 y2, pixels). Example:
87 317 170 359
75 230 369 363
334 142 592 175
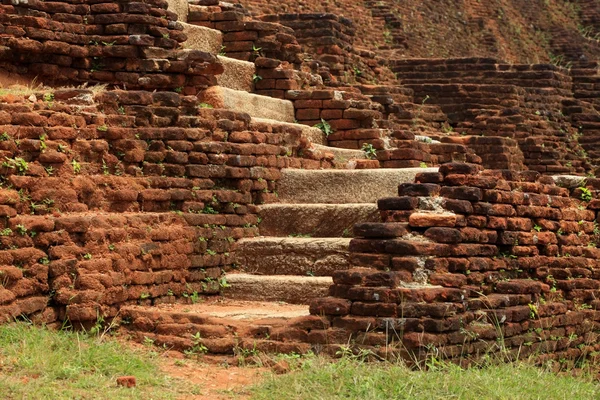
250 355 600 400
0 322 197 399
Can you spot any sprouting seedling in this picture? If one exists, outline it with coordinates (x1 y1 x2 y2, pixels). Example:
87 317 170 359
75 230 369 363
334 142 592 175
314 119 333 136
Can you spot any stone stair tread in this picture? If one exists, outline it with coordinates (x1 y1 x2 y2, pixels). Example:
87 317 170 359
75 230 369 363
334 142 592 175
277 167 437 204
181 22 222 54
234 237 351 276
200 86 295 122
250 117 327 145
167 0 189 22
311 144 369 160
258 203 379 237
221 273 332 304
121 299 309 322
216 55 255 92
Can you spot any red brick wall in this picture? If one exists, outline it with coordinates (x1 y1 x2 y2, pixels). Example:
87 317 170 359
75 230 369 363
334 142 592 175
0 88 333 325
311 163 600 363
0 0 222 92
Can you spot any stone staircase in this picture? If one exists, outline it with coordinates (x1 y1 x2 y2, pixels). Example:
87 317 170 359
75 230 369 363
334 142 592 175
224 167 435 304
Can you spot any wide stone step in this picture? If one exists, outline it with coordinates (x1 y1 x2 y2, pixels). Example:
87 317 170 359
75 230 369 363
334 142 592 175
311 144 371 166
167 0 188 22
277 167 436 204
216 56 255 92
222 273 332 304
250 118 327 145
234 237 352 276
181 22 222 54
200 86 295 122
120 299 316 354
258 203 379 237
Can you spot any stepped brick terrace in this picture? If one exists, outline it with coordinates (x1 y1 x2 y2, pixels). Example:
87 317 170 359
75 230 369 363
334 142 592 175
1 0 600 366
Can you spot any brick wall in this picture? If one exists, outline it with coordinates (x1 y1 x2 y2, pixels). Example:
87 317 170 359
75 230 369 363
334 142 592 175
0 88 333 325
392 58 591 175
310 162 600 363
0 0 222 92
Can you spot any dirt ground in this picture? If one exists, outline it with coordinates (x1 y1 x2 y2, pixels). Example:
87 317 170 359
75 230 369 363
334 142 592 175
159 356 267 400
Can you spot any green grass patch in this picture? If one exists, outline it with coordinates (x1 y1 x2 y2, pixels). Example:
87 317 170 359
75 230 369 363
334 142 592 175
250 356 600 400
0 323 200 399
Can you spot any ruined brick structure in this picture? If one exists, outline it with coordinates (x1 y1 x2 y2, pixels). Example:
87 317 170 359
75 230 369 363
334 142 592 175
1 0 600 364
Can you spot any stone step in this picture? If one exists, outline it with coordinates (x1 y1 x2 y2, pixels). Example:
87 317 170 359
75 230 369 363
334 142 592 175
120 300 316 354
200 86 295 122
180 23 255 92
181 22 222 54
277 167 436 204
216 56 255 92
311 144 371 165
258 203 379 237
234 237 352 276
222 273 332 304
250 118 327 145
167 0 188 22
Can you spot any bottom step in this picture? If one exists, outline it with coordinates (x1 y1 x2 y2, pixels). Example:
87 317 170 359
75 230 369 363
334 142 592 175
222 273 332 304
120 299 327 354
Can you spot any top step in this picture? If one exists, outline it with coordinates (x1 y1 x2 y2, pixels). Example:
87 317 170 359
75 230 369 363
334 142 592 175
200 86 295 122
181 22 222 54
167 0 189 22
277 167 437 204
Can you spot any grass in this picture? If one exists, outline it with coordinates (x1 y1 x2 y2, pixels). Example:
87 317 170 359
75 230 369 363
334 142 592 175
0 322 200 399
250 355 600 400
3 322 600 399
0 82 108 97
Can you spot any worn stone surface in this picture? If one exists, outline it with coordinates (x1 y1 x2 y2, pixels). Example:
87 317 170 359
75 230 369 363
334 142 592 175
234 237 352 276
258 203 379 237
277 168 437 204
199 86 295 122
222 274 332 304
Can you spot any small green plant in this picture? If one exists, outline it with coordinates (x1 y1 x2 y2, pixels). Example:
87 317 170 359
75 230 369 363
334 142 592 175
580 186 593 202
198 102 213 109
218 45 226 56
83 253 92 260
71 159 81 174
289 233 312 238
184 332 208 357
43 93 54 103
39 257 50 265
419 162 428 168
201 205 218 214
528 303 538 319
189 291 200 304
361 143 377 159
533 225 542 232
219 277 230 288
140 293 151 300
15 224 27 236
0 132 10 141
173 86 183 93
108 244 115 251
0 228 12 236
39 134 47 151
3 157 29 175
252 74 263 83
206 249 217 256
314 119 333 136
